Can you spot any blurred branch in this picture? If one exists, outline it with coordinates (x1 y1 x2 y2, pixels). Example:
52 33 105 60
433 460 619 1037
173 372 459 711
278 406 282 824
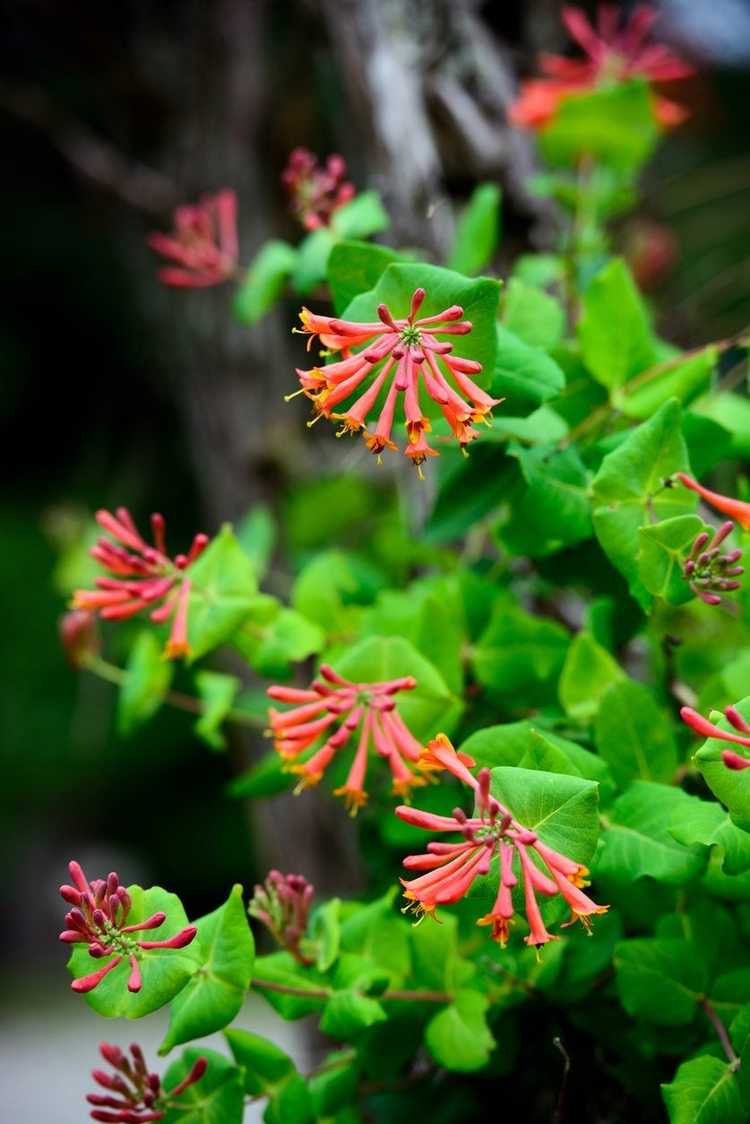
0 83 176 213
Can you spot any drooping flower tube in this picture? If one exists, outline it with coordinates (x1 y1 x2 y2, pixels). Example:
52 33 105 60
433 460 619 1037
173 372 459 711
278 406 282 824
681 705 750 772
676 473 750 532
248 870 315 965
147 189 238 287
59 861 197 995
509 5 694 131
71 507 209 660
267 665 428 812
281 148 356 231
86 1041 207 1123
291 287 503 473
682 520 743 605
396 736 608 947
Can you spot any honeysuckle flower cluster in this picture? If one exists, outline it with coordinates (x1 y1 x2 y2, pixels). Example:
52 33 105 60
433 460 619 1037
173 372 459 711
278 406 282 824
510 4 693 131
292 288 502 472
248 870 314 965
396 736 608 947
59 861 197 994
87 1042 207 1123
282 148 355 231
677 473 750 532
72 508 209 660
267 665 428 812
681 705 750 772
682 521 743 605
147 189 238 287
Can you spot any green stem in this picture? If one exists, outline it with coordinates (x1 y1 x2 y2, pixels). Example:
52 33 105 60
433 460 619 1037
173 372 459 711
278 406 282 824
699 996 740 1069
82 654 264 729
250 977 450 1004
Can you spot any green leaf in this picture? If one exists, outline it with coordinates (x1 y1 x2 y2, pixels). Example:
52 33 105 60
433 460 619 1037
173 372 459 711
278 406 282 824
596 782 706 885
251 953 328 1020
320 989 387 1039
695 697 750 832
161 1048 245 1124
308 1051 359 1116
669 794 750 875
361 586 464 693
614 937 705 1025
117 631 173 735
291 549 383 636
311 898 341 972
425 990 495 1072
339 892 411 985
342 262 501 374
638 514 705 605
472 598 570 705
460 721 613 794
489 324 566 416
228 751 293 799
68 885 202 1018
425 444 516 543
539 79 660 171
159 885 254 1054
187 525 259 661
594 680 678 788
233 240 297 324
233 607 325 678
500 443 591 557
558 631 624 722
447 183 501 276
501 278 564 350
193 671 240 751
695 391 750 460
334 635 463 739
683 412 733 477
662 1056 745 1124
235 505 276 580
578 258 656 391
331 191 388 240
621 346 717 420
264 1071 314 1124
292 228 336 294
591 399 695 607
224 1028 294 1095
327 240 402 314
490 767 600 866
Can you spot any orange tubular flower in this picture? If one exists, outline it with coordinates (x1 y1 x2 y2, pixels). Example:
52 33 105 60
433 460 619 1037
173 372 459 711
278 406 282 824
267 666 426 813
681 705 750 772
291 287 503 474
510 4 694 131
147 189 238 288
676 473 750 532
396 737 608 948
71 508 209 660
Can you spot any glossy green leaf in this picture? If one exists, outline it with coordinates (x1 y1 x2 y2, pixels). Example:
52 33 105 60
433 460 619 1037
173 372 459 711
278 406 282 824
233 607 325 678
578 258 656 391
331 191 388 240
539 79 659 171
308 1051 359 1116
291 549 384 636
501 277 564 350
425 990 495 1072
596 782 706 885
425 444 516 542
669 794 750 875
501 443 591 557
695 697 750 832
339 892 411 986
327 240 402 314
292 227 336 294
320 988 387 1039
264 1071 314 1124
614 937 705 1025
251 952 328 1019
490 767 600 866
558 631 624 722
233 240 297 324
161 1048 245 1124
235 505 276 580
621 346 717 420
447 183 501 276
594 680 678 788
638 514 705 605
193 671 240 751
662 1056 745 1124
360 586 464 693
117 630 173 736
472 598 570 704
311 897 341 972
187 525 259 662
489 324 566 416
224 1028 295 1095
159 885 254 1053
68 885 202 1019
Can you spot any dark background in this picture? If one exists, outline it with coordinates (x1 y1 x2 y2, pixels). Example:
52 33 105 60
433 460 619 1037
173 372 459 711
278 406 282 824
1 0 749 1118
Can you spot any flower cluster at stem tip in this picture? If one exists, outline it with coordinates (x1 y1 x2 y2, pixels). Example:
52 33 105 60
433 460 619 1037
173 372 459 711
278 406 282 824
282 147 355 231
72 507 209 660
248 870 315 965
59 861 197 994
509 4 694 131
148 189 238 288
291 287 503 473
86 1042 206 1123
682 521 743 606
396 736 608 948
267 665 452 812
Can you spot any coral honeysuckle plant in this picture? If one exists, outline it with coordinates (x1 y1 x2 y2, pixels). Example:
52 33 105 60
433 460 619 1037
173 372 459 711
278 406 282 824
53 7 750 1123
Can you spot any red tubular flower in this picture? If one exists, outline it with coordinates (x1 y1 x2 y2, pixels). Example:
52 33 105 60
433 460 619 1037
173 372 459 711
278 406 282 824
510 4 694 131
682 520 743 605
60 861 197 995
59 609 99 668
282 148 356 231
267 666 426 812
681 705 750 771
86 1042 207 1122
396 737 608 948
248 870 315 965
147 189 238 288
292 288 503 473
676 473 750 532
71 508 209 660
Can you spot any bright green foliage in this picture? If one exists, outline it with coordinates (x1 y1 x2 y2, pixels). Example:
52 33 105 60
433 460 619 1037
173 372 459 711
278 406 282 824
425 991 494 1072
578 258 656 390
194 671 240 751
559 631 624 721
118 630 173 735
448 184 501 276
539 79 660 170
594 680 678 787
161 1048 245 1124
695 698 750 832
233 241 298 325
662 1057 746 1124
187 525 259 661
